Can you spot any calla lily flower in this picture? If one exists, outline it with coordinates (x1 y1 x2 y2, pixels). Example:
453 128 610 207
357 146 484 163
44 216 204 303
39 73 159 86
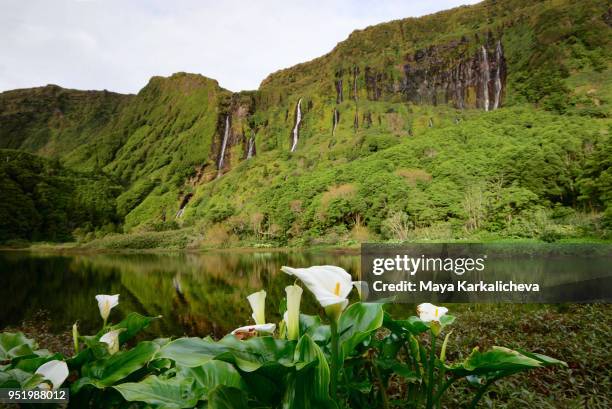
281 265 357 321
231 323 276 339
100 329 124 355
35 360 69 390
72 322 79 353
247 290 266 325
417 303 448 323
95 294 119 325
284 284 303 340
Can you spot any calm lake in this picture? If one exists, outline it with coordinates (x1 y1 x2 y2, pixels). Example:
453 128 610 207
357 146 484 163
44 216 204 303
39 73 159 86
1 246 610 338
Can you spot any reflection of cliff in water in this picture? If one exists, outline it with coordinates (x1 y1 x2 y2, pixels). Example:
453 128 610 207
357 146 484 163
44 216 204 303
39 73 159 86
0 250 359 338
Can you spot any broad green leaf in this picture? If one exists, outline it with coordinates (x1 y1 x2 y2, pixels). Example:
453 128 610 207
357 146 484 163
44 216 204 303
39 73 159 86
383 314 428 336
158 335 295 372
294 334 330 401
384 314 455 336
283 371 337 409
0 368 43 389
300 314 330 343
439 314 455 328
207 385 249 409
14 353 64 373
338 303 384 356
0 332 37 360
73 341 159 392
113 375 201 408
109 312 160 344
448 346 543 377
515 349 567 367
178 360 246 396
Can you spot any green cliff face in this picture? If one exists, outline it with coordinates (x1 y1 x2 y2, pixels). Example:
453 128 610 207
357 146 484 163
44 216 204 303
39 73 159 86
0 0 610 245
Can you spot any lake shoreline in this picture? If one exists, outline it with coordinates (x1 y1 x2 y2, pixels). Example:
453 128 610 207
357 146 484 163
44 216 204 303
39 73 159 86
1 239 610 258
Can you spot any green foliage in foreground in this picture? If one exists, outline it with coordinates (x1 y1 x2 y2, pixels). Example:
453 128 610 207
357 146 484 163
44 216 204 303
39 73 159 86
0 306 565 408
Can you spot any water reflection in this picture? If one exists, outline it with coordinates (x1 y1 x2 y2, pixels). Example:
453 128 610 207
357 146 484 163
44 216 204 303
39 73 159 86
0 250 359 337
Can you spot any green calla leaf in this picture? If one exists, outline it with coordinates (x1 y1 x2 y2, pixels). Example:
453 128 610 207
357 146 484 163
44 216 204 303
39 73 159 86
73 341 159 392
109 312 160 344
515 349 567 367
294 334 330 401
0 332 37 360
338 302 384 356
113 375 202 408
448 346 543 377
300 314 331 343
383 314 429 336
207 385 249 409
178 360 246 396
158 335 296 372
14 353 64 373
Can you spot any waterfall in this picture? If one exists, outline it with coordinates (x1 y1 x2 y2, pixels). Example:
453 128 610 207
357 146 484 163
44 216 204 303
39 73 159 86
492 41 503 110
481 45 490 111
218 116 230 171
247 136 255 159
332 108 339 136
290 98 302 152
353 67 358 101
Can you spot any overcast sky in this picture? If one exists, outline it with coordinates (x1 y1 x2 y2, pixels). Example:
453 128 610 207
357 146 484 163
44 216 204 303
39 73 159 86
1 0 481 94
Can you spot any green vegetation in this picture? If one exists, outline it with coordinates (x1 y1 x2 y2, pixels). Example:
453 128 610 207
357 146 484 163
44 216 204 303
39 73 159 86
0 150 120 242
0 0 610 248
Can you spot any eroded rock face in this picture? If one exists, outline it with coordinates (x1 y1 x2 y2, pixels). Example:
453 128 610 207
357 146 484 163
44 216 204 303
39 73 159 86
212 94 256 177
334 36 506 110
403 38 506 110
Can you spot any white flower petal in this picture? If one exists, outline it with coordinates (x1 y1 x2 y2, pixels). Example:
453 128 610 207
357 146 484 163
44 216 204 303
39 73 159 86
95 294 119 322
285 285 302 340
417 303 448 323
281 265 353 308
35 360 68 390
100 329 124 354
246 290 266 325
231 323 276 335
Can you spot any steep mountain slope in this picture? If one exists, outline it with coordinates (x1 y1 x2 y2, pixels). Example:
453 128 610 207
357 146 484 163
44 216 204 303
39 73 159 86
0 0 610 245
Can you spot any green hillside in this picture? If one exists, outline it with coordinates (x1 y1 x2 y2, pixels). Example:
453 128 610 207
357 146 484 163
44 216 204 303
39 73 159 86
0 0 610 246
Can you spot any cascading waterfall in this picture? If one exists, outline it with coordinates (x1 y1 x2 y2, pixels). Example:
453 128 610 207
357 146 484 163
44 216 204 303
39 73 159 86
290 98 302 152
247 136 255 159
353 67 358 101
217 116 230 174
481 45 490 111
492 41 503 110
332 108 339 136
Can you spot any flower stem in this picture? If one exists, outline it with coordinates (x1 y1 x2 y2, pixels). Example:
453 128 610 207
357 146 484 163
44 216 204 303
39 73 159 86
330 319 340 398
371 357 389 409
469 379 494 409
426 330 437 409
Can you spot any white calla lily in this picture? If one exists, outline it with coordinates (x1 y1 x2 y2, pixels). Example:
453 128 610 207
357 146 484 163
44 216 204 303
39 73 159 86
246 290 267 325
99 329 124 355
417 303 448 323
231 323 276 336
35 360 69 390
72 322 79 353
281 265 356 321
95 294 119 325
284 284 303 340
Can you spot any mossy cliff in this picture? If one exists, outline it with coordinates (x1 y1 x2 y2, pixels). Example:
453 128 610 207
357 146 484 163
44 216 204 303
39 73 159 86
0 0 610 245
